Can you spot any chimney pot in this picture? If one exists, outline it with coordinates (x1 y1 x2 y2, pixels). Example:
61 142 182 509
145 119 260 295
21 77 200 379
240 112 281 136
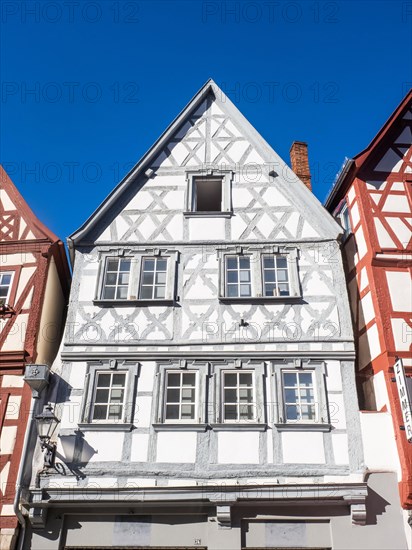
290 141 312 192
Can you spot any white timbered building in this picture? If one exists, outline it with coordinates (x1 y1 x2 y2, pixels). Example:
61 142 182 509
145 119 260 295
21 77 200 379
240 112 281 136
21 81 407 549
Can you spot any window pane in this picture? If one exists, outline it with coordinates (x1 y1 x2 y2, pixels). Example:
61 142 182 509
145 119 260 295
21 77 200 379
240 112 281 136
285 404 298 420
166 388 180 402
103 287 115 300
239 257 250 269
264 284 276 297
110 388 124 402
143 272 154 285
301 405 315 420
0 289 8 297
224 373 237 387
240 284 251 296
240 405 254 420
264 270 276 282
97 373 111 387
224 405 237 420
165 404 179 420
116 287 128 299
239 270 250 282
143 259 155 271
95 389 109 403
182 373 196 386
1 274 11 285
107 259 119 271
120 260 131 271
277 269 288 282
154 286 166 299
227 284 238 297
140 286 153 299
300 388 314 403
118 273 129 285
157 259 167 271
278 284 289 296
263 256 274 269
239 388 253 402
227 257 237 270
112 374 126 387
224 388 237 402
299 373 313 386
284 388 298 403
156 272 166 284
276 257 287 268
283 373 297 387
239 373 252 386
108 405 122 420
227 271 238 283
92 405 107 420
106 272 117 285
181 405 195 419
181 388 195 402
167 373 181 386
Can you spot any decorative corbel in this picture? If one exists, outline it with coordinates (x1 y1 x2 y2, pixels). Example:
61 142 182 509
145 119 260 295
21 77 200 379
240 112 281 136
28 490 48 528
351 502 367 526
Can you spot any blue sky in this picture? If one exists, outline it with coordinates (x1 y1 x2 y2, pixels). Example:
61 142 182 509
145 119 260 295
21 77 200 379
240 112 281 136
1 0 411 240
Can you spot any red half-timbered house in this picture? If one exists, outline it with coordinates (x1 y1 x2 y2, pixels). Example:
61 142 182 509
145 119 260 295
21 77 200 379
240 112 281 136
0 166 70 550
326 90 412 519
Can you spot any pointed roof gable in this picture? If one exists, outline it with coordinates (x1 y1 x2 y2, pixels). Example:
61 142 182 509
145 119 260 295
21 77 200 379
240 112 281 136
0 165 59 243
325 89 412 210
69 79 342 253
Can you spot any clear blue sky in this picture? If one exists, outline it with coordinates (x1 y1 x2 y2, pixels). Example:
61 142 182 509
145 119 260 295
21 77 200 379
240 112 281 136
1 0 411 240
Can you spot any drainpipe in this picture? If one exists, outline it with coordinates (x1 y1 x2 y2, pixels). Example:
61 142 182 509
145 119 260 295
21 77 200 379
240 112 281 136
13 396 39 550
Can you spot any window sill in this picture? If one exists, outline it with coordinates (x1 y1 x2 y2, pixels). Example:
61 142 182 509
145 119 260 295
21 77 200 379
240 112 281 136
78 423 134 432
274 423 331 432
153 423 207 432
183 211 233 218
93 299 176 307
218 296 301 304
210 423 266 432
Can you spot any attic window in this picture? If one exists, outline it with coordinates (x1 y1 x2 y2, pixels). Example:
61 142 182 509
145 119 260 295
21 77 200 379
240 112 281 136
194 177 222 212
185 170 233 217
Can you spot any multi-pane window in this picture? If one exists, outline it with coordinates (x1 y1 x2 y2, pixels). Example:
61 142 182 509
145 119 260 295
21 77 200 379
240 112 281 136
101 258 131 300
222 371 254 422
0 272 13 304
262 255 290 297
225 256 251 297
139 257 168 300
282 371 316 422
164 371 196 421
91 372 127 421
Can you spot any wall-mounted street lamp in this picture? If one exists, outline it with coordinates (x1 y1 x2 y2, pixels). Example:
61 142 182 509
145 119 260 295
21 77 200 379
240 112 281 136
35 404 59 468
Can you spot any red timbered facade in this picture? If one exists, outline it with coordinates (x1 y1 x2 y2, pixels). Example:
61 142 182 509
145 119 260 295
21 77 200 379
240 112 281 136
0 166 70 550
326 90 412 514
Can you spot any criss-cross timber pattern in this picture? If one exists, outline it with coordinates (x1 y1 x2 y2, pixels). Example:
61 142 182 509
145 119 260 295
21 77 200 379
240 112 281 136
367 116 412 251
71 245 342 346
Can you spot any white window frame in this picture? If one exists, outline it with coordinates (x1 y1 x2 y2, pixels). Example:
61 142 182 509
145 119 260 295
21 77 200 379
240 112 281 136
221 369 256 423
100 257 133 301
225 255 253 298
139 256 169 300
261 254 291 297
94 249 178 304
335 199 352 236
210 361 266 430
281 369 318 423
153 361 208 431
163 370 198 423
272 360 331 432
0 271 14 305
79 361 139 431
218 246 300 301
184 169 233 217
90 370 128 423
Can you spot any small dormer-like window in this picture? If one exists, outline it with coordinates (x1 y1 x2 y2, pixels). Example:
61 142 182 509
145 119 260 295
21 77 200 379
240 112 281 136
185 170 233 216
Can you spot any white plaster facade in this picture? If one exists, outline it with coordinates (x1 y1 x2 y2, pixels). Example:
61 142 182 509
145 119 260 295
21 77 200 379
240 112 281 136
21 81 407 549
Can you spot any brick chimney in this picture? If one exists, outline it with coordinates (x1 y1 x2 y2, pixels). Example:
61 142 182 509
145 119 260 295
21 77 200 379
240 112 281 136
290 141 312 192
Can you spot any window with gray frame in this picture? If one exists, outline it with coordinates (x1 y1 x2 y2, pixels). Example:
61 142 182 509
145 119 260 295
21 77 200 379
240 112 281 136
225 256 252 297
0 272 13 304
164 371 197 421
222 371 255 422
139 257 168 299
193 176 223 212
101 258 131 300
91 371 127 421
262 254 290 296
282 370 316 422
